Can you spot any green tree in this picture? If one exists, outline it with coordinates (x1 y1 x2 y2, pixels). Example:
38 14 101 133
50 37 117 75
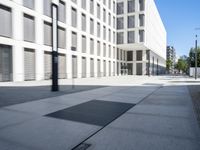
188 47 200 67
166 59 173 72
176 57 188 73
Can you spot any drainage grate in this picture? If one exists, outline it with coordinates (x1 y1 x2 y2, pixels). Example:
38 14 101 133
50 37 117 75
46 100 135 126
72 143 91 150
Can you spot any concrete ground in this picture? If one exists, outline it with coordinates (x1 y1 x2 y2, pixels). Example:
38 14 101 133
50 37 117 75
0 76 200 150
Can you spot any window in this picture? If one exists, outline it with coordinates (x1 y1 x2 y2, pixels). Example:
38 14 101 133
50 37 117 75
117 17 124 29
113 47 116 58
117 32 124 44
71 32 77 51
43 0 51 17
103 9 106 22
97 3 100 19
90 38 94 54
82 0 86 9
103 43 106 57
109 45 111 58
90 18 94 35
136 50 143 61
113 31 116 43
113 16 116 28
44 22 52 46
24 14 35 42
128 0 135 13
128 31 135 43
82 35 86 53
108 0 111 9
71 7 77 27
113 1 116 13
109 29 111 42
139 30 145 42
59 1 66 23
117 2 124 15
146 50 150 60
103 26 106 40
127 51 133 61
139 14 145 26
108 13 111 26
23 0 34 9
117 48 119 60
82 13 86 31
139 0 145 11
128 16 135 28
97 22 101 37
58 27 66 48
103 0 106 5
97 41 100 56
0 5 12 37
90 0 94 14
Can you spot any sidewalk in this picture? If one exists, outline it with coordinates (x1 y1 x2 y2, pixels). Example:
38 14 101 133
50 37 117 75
0 76 199 150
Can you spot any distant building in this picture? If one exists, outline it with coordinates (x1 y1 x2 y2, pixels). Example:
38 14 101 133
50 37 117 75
166 46 176 74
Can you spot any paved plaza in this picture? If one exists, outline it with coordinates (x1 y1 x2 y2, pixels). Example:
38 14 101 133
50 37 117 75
0 76 200 150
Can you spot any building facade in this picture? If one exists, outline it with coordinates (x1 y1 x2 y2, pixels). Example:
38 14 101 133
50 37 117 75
0 0 166 82
166 46 176 74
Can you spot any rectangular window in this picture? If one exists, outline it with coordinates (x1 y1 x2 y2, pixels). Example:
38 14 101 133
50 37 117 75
103 43 106 57
71 32 77 51
117 32 124 44
97 3 100 19
43 22 52 46
139 0 145 11
43 0 51 17
136 50 143 61
128 0 135 13
127 51 133 61
117 17 124 29
97 41 100 56
128 31 135 43
71 7 77 27
128 16 135 28
90 0 94 14
90 18 94 35
90 58 94 77
58 27 66 48
113 31 116 43
108 13 111 26
139 14 145 26
108 0 111 9
97 22 101 37
139 30 145 42
90 38 94 54
113 16 116 28
59 1 66 23
24 14 35 42
0 5 12 38
113 47 116 59
109 29 111 42
103 26 106 40
23 0 34 9
82 13 86 31
82 35 86 53
82 0 86 9
82 57 86 78
109 45 111 58
117 48 119 60
103 9 106 22
113 1 116 13
72 0 77 4
117 2 124 15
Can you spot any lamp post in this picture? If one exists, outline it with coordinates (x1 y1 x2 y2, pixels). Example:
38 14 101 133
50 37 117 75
195 35 197 80
51 1 59 91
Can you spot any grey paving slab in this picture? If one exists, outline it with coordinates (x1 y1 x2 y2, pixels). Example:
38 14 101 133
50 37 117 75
46 100 135 126
86 127 200 150
0 139 31 150
0 109 36 129
109 113 198 139
0 117 100 150
128 104 193 118
5 100 70 115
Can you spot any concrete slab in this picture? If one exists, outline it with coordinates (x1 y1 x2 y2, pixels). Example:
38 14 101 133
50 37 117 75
109 113 198 139
0 139 30 150
86 127 200 150
5 100 70 115
0 117 100 150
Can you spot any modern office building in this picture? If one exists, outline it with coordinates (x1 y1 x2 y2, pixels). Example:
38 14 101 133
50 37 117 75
166 46 176 74
0 0 166 82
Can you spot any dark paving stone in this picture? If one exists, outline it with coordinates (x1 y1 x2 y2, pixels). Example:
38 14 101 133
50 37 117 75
0 85 106 108
46 100 135 126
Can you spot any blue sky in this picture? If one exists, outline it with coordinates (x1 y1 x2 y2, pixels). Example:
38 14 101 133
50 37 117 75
155 0 200 57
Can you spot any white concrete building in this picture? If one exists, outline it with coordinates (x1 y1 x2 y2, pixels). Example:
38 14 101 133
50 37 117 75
0 0 166 82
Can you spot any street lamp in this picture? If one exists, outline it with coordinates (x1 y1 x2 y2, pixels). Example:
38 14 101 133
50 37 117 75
194 28 200 80
51 1 59 91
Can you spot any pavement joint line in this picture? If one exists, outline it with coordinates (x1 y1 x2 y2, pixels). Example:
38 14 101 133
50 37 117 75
71 84 163 150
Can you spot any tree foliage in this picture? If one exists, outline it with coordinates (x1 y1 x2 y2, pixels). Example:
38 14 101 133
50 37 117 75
175 56 189 73
188 47 200 67
166 59 173 70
